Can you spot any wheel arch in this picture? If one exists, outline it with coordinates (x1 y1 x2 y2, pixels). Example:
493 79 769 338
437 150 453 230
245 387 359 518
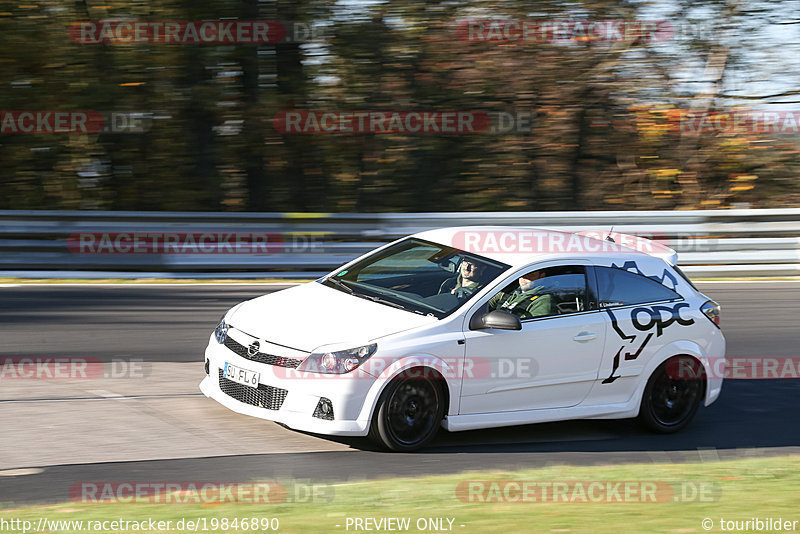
630 340 712 413
357 355 457 426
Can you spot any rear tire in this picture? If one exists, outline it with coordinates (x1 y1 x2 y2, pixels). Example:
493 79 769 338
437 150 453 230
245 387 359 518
368 372 444 452
638 356 704 433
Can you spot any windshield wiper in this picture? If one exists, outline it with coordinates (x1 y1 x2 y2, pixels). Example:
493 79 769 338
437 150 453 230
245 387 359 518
353 293 409 311
327 277 425 314
325 276 354 294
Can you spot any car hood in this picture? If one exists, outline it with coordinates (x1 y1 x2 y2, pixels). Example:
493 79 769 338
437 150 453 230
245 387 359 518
227 282 437 352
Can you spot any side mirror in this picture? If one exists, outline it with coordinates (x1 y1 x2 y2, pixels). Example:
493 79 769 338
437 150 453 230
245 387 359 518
469 309 522 331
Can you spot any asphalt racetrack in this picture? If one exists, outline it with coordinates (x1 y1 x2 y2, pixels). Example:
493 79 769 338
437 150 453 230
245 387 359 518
1 282 799 505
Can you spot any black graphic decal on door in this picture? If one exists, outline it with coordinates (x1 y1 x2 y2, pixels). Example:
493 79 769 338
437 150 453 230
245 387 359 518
602 303 694 384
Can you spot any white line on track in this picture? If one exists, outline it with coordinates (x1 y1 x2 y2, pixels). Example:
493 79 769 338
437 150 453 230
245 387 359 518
0 393 204 403
85 389 123 398
0 468 44 477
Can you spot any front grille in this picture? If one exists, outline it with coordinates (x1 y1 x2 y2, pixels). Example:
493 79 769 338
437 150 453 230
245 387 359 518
224 337 302 369
218 370 288 411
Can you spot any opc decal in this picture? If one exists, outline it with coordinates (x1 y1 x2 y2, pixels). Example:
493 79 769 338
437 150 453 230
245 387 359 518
603 302 694 383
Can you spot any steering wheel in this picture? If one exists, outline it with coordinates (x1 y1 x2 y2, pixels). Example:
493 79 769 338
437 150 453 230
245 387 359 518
438 277 457 295
453 286 475 299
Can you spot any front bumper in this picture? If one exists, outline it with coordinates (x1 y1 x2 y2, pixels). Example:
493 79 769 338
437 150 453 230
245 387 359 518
200 333 376 436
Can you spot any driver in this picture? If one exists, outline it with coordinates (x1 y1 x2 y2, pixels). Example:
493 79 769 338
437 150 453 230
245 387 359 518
439 259 486 297
488 269 553 318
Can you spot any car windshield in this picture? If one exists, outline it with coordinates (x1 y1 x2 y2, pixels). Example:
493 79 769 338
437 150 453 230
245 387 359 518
321 238 510 318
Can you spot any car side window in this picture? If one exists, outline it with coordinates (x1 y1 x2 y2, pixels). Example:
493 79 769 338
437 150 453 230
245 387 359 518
488 265 589 320
595 266 681 307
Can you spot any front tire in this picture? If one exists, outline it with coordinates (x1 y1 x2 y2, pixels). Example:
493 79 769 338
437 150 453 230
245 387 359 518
368 372 444 452
638 356 704 433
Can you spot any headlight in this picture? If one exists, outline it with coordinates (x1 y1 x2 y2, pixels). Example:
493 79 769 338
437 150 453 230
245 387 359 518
214 316 229 344
297 343 377 374
701 300 721 328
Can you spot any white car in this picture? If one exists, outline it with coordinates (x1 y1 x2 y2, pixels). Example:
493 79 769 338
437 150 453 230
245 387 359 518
200 227 724 451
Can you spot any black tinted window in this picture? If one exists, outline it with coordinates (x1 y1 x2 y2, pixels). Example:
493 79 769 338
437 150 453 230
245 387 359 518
324 238 509 318
595 266 680 307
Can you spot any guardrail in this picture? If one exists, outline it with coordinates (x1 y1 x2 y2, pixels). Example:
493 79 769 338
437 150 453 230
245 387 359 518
1 209 800 279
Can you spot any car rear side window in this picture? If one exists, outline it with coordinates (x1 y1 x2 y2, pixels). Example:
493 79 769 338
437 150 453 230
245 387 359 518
595 266 681 307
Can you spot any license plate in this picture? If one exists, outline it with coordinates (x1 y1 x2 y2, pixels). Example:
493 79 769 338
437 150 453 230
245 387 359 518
223 362 260 388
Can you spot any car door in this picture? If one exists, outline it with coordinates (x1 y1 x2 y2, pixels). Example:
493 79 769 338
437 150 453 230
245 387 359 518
459 261 607 415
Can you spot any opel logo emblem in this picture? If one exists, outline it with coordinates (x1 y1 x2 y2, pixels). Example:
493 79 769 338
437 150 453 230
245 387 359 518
247 341 260 357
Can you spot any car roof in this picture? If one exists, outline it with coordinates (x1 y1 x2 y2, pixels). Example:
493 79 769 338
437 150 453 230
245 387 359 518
412 226 657 268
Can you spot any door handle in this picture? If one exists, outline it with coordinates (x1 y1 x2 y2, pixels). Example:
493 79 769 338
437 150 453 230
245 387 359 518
573 332 597 342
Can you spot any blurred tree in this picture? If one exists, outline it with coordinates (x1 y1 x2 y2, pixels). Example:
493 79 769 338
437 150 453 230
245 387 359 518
0 0 798 211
